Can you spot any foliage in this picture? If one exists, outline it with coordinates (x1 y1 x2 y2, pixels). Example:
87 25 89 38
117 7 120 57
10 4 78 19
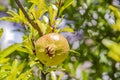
0 0 120 80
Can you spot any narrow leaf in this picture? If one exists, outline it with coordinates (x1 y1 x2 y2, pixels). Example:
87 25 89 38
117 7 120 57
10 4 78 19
49 4 58 25
7 10 19 17
0 71 8 80
36 19 47 34
109 5 120 19
0 44 21 58
17 47 29 53
50 71 57 80
60 27 74 32
108 51 120 62
59 0 73 16
69 50 80 55
17 69 32 80
7 59 18 80
0 58 10 64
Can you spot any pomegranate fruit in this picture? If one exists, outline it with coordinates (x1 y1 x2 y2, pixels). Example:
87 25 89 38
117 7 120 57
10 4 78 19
35 33 70 66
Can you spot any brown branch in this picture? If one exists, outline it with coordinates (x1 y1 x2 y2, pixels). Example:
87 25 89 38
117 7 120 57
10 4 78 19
15 0 43 36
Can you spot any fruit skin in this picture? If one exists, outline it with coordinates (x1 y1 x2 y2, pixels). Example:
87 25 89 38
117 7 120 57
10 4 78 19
35 33 70 66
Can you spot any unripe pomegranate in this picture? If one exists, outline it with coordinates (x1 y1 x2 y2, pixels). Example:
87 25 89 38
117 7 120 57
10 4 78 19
35 33 70 66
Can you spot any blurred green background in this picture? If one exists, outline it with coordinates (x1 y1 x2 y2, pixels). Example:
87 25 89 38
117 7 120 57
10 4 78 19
0 0 120 80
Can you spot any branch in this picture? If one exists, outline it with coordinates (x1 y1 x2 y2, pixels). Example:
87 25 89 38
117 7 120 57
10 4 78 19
15 0 43 36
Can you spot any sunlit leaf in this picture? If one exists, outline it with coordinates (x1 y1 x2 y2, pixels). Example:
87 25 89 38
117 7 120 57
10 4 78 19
17 47 29 53
8 59 25 80
19 9 26 22
58 73 64 80
59 0 73 16
28 0 39 4
0 9 24 23
0 58 10 64
0 71 9 80
0 17 18 22
22 35 34 55
36 19 47 34
49 4 58 25
102 39 117 48
111 20 120 31
109 5 120 19
59 27 74 32
7 59 18 80
7 10 19 17
0 44 21 58
102 39 120 61
109 6 120 31
17 69 32 80
29 0 47 19
37 0 47 18
102 39 120 56
50 71 57 80
108 51 120 62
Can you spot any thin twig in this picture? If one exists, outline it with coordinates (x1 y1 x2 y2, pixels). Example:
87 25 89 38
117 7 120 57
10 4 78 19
15 0 43 36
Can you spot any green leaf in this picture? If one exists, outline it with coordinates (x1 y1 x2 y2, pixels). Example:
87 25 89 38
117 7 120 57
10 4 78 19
19 9 26 22
36 20 46 31
0 28 3 38
49 4 58 25
102 39 120 61
29 0 47 19
0 10 21 23
17 47 29 53
59 0 73 16
0 17 17 22
28 60 37 67
0 71 9 80
7 10 19 17
0 58 10 64
81 70 89 80
7 59 18 80
58 74 64 80
109 5 120 19
108 51 120 62
0 9 27 23
28 0 39 5
50 71 57 80
17 69 32 80
37 0 47 18
102 39 117 49
7 60 25 80
69 50 80 55
59 27 74 32
0 44 21 58
36 19 47 34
